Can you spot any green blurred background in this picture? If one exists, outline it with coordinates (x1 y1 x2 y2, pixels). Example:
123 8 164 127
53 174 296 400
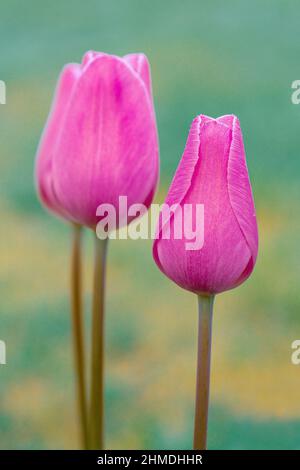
1 0 300 449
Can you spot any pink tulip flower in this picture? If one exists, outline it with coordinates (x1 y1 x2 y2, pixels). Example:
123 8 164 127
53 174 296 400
153 114 258 295
35 51 159 227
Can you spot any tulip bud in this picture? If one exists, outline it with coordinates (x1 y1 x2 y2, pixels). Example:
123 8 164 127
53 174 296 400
153 114 258 295
35 51 159 227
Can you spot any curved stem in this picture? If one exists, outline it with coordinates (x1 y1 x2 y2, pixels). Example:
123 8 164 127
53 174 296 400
70 224 88 449
193 294 214 450
89 234 108 449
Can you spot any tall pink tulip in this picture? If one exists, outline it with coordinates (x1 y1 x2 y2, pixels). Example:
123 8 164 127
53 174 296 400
35 51 159 227
34 51 159 450
152 114 258 450
153 114 258 295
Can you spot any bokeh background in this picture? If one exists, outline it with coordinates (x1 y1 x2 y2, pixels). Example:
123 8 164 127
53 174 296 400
1 0 300 449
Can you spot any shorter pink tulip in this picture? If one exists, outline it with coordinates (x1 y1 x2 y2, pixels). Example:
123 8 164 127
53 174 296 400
153 114 258 295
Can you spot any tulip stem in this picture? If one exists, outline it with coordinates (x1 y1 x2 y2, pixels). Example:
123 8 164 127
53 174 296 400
90 234 108 449
193 294 214 450
70 224 88 450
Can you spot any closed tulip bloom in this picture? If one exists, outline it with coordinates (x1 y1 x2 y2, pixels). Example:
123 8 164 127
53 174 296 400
35 51 159 227
153 114 258 295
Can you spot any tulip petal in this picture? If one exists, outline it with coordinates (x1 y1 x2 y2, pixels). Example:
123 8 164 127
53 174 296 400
225 115 258 283
216 114 258 280
123 53 152 98
123 53 159 207
82 50 106 67
35 63 81 218
153 115 201 272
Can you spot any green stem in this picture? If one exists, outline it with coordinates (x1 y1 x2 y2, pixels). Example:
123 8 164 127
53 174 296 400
89 235 108 449
70 224 88 449
193 294 214 450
